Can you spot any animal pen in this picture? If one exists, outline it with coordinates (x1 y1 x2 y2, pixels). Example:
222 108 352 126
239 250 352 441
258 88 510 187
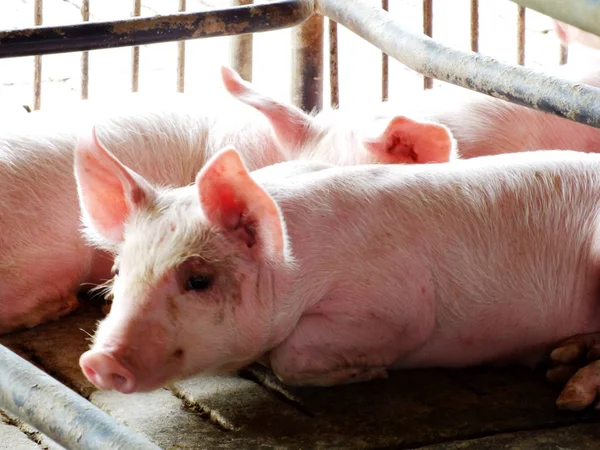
1 0 600 448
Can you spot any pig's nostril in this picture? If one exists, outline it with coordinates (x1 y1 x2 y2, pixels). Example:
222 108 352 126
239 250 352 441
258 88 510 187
112 374 127 390
173 348 184 359
79 351 136 394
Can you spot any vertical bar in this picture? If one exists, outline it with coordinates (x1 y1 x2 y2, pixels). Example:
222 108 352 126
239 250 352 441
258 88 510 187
291 13 324 112
470 0 479 53
329 18 339 108
33 0 43 110
81 0 90 100
177 0 186 92
381 0 389 102
230 0 253 82
517 5 526 66
131 0 141 92
422 0 433 89
559 44 569 65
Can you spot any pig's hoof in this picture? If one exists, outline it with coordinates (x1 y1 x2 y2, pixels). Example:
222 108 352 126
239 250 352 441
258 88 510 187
547 333 600 384
556 360 600 411
551 333 600 364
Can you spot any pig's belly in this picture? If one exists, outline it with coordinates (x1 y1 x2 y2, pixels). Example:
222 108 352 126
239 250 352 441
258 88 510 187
395 291 600 369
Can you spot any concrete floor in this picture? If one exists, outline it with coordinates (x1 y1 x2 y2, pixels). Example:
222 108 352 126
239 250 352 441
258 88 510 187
1 300 600 449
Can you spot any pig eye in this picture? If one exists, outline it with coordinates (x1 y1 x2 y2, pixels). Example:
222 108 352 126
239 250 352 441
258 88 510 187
186 274 214 292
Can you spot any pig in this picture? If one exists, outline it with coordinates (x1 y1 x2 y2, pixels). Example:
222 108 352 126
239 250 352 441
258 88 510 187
554 20 600 51
76 138 600 395
0 66 451 335
369 56 600 162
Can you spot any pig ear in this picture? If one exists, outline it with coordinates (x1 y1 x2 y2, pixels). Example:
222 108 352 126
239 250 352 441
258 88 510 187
74 127 154 243
196 146 287 264
365 116 454 164
221 65 312 151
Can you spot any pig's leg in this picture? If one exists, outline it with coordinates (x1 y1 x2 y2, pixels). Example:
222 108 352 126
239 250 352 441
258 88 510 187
556 361 600 411
269 313 422 387
545 333 600 411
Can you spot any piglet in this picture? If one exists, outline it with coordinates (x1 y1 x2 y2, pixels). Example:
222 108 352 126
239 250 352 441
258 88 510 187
0 67 449 335
76 135 600 394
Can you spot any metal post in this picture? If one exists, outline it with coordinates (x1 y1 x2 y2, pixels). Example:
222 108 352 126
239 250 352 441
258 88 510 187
131 0 142 92
516 6 526 66
381 0 388 102
291 13 324 112
33 0 43 110
422 0 433 90
230 0 254 82
177 0 187 92
329 18 339 107
81 0 90 99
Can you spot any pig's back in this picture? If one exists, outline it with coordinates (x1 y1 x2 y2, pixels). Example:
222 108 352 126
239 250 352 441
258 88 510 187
272 151 600 368
0 92 283 289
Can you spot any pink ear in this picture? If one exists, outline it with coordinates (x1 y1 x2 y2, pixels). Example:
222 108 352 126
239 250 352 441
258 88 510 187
365 116 453 164
196 146 286 264
220 65 312 151
74 127 154 243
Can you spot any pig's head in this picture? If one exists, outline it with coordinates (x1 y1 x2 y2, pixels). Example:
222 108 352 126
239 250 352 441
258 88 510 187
74 129 295 393
220 66 455 165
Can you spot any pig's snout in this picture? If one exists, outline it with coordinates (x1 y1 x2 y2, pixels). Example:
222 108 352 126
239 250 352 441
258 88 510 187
80 351 136 394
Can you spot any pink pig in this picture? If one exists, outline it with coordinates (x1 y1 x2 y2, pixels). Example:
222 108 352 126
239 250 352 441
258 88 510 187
0 67 449 335
372 55 600 162
77 140 600 394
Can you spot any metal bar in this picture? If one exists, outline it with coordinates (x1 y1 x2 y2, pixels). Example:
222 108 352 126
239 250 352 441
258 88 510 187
131 0 141 92
177 0 186 92
291 13 324 112
559 44 569 66
0 345 161 450
422 0 432 90
0 0 314 59
315 0 600 128
381 0 388 102
470 0 479 53
329 18 339 107
230 0 254 82
33 0 43 110
81 0 90 99
516 6 525 66
509 0 600 38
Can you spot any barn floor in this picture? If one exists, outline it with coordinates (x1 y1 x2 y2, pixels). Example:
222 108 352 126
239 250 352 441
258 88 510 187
1 299 600 450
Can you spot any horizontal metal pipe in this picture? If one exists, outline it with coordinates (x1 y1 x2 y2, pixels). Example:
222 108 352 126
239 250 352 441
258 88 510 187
315 0 600 128
509 0 600 38
0 0 314 59
0 345 160 450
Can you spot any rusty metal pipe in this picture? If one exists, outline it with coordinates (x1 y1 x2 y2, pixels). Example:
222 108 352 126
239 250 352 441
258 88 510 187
291 13 324 112
0 345 160 450
315 0 600 128
0 0 314 59
230 0 254 82
509 0 600 38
